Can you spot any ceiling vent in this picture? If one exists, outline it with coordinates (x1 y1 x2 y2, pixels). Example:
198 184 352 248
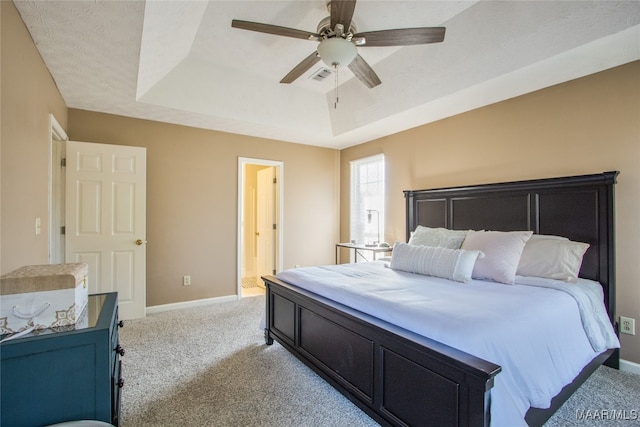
309 67 334 82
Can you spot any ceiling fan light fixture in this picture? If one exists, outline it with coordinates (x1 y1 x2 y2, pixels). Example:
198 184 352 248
317 37 357 67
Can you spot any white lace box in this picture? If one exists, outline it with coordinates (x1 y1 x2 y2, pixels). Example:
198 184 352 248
0 263 89 335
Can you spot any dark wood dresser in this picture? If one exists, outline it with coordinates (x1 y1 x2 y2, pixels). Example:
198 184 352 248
1 292 123 426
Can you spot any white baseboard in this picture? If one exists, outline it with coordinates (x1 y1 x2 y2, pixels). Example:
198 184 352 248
146 294 238 315
620 359 640 375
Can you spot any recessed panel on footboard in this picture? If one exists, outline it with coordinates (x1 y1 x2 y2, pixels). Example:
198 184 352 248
299 307 374 400
271 293 296 344
382 348 460 427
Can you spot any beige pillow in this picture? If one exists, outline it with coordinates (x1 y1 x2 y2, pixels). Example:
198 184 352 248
408 226 467 249
517 235 589 282
461 230 533 285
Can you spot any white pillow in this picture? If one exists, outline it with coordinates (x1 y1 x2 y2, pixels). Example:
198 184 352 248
390 242 483 283
461 230 533 285
408 226 467 249
517 235 589 282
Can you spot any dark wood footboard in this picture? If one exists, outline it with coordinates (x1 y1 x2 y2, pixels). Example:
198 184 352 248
263 275 501 427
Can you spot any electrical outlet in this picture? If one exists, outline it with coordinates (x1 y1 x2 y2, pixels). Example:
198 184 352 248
620 316 635 335
183 275 191 286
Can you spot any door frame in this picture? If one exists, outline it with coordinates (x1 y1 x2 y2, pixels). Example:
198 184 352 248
237 157 284 297
48 114 68 264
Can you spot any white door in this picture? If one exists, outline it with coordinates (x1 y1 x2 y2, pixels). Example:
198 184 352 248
256 167 275 279
65 141 147 320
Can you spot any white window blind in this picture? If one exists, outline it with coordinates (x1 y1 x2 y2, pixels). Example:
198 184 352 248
350 154 385 247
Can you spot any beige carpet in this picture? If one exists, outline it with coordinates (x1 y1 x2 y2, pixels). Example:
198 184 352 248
119 295 639 426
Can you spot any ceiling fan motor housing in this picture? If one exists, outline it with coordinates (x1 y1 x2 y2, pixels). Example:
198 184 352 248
317 37 357 67
316 15 356 39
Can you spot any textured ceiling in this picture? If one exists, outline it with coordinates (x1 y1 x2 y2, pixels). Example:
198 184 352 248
13 0 640 149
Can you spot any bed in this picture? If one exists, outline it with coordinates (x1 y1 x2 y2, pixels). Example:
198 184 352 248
262 171 620 427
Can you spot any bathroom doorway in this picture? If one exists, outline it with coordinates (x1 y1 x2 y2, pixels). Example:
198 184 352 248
237 158 283 298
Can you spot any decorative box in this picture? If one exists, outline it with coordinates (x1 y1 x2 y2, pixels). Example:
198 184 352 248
0 263 89 335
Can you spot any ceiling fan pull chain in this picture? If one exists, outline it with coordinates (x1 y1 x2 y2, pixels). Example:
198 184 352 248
334 64 339 109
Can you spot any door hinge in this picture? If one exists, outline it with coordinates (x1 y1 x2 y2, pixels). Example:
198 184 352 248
272 269 276 275
273 177 277 184
273 224 277 230
60 226 66 235
61 158 66 167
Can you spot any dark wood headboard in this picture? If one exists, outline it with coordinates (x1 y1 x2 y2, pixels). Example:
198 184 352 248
404 171 618 324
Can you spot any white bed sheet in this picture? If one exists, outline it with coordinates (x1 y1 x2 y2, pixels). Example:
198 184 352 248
276 261 619 427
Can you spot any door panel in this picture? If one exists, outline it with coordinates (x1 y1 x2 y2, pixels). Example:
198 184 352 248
112 250 135 301
66 141 147 320
77 180 102 234
113 182 135 234
257 167 275 279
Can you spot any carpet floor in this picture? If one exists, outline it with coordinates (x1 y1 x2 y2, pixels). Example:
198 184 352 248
119 295 639 426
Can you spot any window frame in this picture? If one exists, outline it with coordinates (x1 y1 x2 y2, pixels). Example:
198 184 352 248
349 154 385 250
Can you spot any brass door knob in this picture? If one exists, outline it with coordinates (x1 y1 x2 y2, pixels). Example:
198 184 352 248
135 239 146 245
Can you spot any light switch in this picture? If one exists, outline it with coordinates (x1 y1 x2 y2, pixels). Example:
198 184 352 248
35 217 41 235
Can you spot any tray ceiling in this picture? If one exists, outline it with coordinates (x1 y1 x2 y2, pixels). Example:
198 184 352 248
13 0 640 149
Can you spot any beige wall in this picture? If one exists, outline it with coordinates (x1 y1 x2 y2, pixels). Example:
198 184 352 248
1 1 68 273
341 61 640 364
68 110 340 307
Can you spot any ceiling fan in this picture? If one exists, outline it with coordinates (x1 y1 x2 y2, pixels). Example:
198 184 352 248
231 0 445 89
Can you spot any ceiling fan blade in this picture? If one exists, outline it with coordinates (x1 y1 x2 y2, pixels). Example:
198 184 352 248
280 51 321 84
354 27 445 47
232 20 320 41
331 0 357 31
348 54 381 89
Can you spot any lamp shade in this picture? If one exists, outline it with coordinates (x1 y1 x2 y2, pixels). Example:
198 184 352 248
317 38 357 67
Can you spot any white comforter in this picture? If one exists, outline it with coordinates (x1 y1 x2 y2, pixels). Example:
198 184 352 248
276 261 619 427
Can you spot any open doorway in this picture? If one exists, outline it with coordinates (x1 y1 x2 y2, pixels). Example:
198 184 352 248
237 158 283 298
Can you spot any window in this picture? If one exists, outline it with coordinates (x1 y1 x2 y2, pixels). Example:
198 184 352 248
350 154 385 247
